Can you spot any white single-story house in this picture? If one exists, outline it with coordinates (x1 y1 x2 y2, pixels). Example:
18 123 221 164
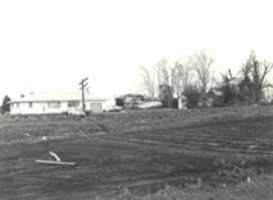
9 93 108 115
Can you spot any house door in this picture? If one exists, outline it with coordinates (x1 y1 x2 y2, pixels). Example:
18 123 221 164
90 103 102 113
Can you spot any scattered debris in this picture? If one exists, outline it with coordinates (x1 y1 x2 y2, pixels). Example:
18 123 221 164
140 120 146 125
67 108 85 115
25 133 31 137
212 158 261 185
137 101 162 109
247 176 251 183
249 145 258 149
35 151 76 166
104 105 123 112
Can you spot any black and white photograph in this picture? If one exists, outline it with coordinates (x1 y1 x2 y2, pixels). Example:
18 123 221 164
1 0 273 199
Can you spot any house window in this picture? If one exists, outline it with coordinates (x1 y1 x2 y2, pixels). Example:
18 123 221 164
47 101 61 109
68 101 80 108
29 102 33 108
16 103 20 109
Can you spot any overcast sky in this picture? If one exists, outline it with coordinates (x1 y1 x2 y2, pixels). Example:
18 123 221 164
1 0 273 99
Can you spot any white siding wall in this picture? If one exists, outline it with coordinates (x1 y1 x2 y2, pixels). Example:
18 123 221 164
11 101 67 114
10 100 105 114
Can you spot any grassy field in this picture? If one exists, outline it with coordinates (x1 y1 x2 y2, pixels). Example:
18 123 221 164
1 106 273 199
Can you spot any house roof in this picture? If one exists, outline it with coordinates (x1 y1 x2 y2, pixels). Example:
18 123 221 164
10 92 107 103
229 77 244 86
116 93 147 99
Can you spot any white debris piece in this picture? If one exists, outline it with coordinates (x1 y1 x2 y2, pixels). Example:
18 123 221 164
49 151 61 162
137 101 162 109
249 145 258 149
35 159 76 166
25 133 31 137
247 176 251 183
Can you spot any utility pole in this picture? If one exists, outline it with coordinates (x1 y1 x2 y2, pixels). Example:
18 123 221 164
79 77 89 112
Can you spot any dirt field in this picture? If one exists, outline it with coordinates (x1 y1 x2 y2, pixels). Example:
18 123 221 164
1 106 273 200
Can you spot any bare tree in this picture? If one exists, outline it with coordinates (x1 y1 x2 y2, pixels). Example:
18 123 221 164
171 61 191 98
140 53 212 105
140 66 156 98
140 57 193 102
258 60 273 88
155 58 170 85
191 51 214 95
140 59 172 99
241 51 273 103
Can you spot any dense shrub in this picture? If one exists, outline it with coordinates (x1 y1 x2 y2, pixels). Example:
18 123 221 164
1 95 11 114
183 85 201 109
158 84 174 108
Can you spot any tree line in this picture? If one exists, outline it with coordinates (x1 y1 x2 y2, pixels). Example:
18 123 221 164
1 95 11 114
140 50 273 109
